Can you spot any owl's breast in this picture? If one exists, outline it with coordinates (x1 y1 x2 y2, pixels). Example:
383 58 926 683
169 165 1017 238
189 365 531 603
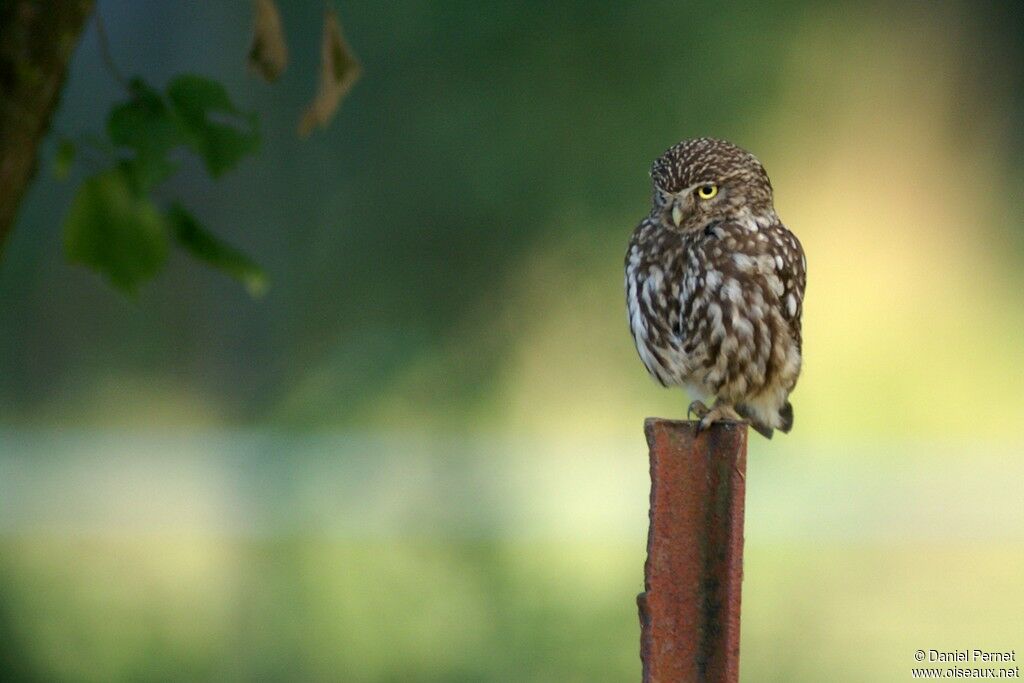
676 220 803 404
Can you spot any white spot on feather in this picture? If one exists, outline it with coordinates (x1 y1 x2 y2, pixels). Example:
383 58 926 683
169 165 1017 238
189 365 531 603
732 253 754 271
723 278 743 302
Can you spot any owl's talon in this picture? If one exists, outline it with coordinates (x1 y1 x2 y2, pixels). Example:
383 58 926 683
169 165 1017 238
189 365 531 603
695 403 745 432
687 400 710 421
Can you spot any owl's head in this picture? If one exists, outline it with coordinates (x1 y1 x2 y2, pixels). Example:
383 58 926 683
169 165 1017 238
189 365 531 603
649 138 774 232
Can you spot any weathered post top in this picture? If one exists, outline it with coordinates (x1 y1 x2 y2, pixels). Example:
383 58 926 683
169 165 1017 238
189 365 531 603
637 418 748 683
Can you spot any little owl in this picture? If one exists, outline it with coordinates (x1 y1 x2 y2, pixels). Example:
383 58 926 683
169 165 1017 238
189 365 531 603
625 138 806 438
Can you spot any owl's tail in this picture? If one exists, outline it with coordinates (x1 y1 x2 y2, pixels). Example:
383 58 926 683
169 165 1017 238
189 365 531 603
738 400 794 439
778 401 794 433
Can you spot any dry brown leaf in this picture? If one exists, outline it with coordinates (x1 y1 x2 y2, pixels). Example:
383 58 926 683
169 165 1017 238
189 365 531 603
298 7 361 137
248 0 288 82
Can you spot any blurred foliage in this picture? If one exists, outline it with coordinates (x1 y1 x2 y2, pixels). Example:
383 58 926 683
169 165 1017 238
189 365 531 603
248 0 289 83
0 538 640 682
52 139 76 181
298 8 361 137
0 537 1020 682
0 0 1016 431
59 74 264 294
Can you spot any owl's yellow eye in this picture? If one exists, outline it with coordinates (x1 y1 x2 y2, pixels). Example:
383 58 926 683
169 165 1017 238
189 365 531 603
696 184 718 200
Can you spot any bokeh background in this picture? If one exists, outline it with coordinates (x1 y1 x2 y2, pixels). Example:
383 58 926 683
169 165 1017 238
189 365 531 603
2 1 1023 681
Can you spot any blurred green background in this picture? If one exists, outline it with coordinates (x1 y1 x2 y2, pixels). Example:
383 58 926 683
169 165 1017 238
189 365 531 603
2 1 1023 681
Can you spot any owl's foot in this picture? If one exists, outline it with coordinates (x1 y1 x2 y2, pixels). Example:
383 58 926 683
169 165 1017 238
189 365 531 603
696 402 745 433
687 400 710 421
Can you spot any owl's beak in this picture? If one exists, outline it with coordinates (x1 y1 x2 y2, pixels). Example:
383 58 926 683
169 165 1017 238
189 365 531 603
671 204 684 227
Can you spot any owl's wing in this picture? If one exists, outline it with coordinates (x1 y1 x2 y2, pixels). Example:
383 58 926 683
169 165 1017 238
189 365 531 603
766 222 806 348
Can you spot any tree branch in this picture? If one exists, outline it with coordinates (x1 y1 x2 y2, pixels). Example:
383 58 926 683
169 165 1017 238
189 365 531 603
0 0 95 258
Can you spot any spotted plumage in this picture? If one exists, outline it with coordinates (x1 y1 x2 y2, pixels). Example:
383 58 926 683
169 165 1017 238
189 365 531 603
625 138 806 438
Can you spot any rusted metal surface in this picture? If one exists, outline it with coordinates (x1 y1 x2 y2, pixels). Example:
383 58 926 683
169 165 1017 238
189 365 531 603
638 418 748 683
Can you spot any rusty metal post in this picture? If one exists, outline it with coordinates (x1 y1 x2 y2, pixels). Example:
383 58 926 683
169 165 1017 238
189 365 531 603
637 418 748 683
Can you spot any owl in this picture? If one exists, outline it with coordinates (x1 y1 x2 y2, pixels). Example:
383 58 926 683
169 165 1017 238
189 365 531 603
625 138 806 438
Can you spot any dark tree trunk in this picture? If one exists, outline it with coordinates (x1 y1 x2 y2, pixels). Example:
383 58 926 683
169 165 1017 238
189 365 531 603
0 0 94 258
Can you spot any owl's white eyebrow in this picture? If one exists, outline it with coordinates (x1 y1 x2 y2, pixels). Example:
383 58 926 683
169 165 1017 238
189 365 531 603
657 179 722 199
664 183 704 197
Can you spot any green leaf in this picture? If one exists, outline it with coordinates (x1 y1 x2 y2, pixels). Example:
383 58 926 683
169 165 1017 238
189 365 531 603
107 79 181 190
167 204 268 296
116 155 177 198
108 79 181 153
53 139 75 180
63 168 169 293
166 75 260 177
